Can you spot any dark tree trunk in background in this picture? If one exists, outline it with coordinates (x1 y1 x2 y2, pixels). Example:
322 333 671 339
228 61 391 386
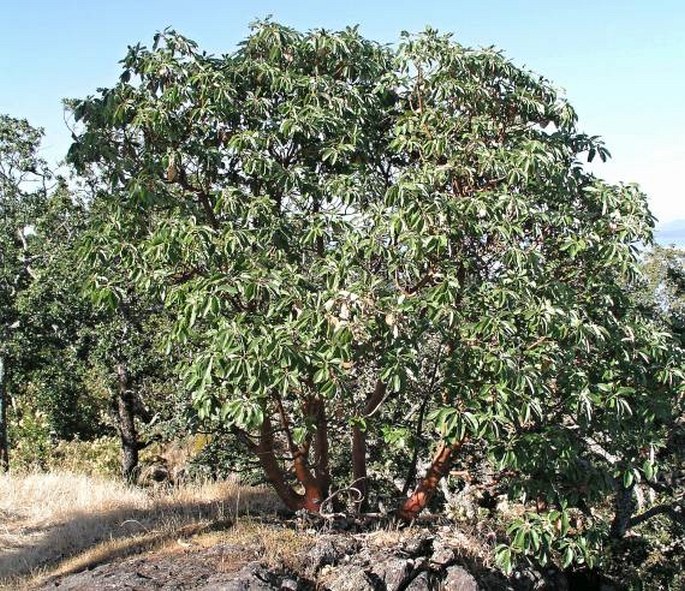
0 355 9 472
351 422 368 512
116 362 139 481
402 392 431 496
351 380 387 513
610 483 637 538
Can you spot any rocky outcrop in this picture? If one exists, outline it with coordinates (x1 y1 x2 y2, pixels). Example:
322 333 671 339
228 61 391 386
312 532 480 591
36 525 612 590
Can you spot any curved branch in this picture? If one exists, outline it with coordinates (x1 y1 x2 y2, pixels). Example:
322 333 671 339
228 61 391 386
630 502 685 529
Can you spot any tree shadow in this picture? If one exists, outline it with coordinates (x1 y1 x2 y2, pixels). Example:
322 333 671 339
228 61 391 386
0 483 279 586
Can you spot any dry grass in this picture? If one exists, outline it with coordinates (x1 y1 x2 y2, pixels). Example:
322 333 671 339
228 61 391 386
191 519 317 573
0 471 281 588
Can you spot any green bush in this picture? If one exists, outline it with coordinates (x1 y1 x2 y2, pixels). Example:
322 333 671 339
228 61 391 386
46 436 121 477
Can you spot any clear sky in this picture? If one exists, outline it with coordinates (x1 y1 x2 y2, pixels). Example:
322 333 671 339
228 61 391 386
2 1 683 224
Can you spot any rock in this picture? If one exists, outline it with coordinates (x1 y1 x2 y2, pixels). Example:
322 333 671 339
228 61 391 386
442 565 478 591
303 536 361 577
401 533 434 557
36 521 488 591
404 571 432 591
430 540 456 566
325 566 376 591
368 557 415 590
513 566 544 590
512 566 571 591
200 562 281 591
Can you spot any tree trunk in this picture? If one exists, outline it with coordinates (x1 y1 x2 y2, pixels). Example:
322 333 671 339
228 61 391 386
290 397 326 510
272 394 326 512
293 452 324 511
610 483 636 538
398 440 463 521
402 393 430 495
255 413 319 511
313 399 331 500
351 422 368 512
351 380 387 513
116 363 139 481
0 355 9 473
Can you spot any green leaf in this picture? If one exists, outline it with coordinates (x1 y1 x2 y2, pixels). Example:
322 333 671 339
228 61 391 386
642 459 655 481
561 546 574 569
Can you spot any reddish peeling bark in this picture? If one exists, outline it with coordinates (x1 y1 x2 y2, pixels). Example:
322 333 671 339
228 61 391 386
255 413 306 511
293 397 328 511
259 397 327 513
293 452 324 511
398 439 464 521
312 399 331 498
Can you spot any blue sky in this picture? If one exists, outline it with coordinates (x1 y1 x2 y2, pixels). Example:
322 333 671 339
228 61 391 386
2 1 683 224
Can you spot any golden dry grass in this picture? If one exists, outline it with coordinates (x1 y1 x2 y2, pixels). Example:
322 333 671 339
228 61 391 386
0 471 281 588
191 519 317 573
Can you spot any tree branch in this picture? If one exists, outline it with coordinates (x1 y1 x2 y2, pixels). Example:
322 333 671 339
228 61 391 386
629 502 684 529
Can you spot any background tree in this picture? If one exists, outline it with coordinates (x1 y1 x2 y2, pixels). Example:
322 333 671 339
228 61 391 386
76 196 184 481
9 182 105 443
82 291 177 481
609 247 685 536
0 115 51 471
67 21 683 570
641 245 685 345
0 115 177 477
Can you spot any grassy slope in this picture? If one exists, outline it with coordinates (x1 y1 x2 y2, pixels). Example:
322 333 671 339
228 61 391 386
0 471 282 588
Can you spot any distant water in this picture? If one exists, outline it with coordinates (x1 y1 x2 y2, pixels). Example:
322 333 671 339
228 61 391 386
655 220 685 249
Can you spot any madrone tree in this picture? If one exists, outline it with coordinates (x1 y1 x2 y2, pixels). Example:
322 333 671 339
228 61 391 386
68 22 683 568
